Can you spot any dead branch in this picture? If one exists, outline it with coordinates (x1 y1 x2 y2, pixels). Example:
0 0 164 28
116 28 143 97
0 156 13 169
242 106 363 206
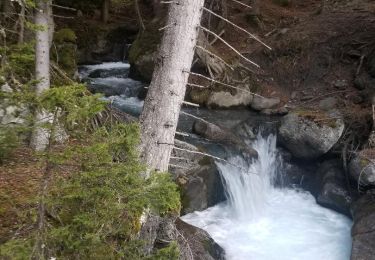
196 45 234 70
203 7 271 50
228 0 252 9
200 26 259 67
182 101 200 107
187 71 263 98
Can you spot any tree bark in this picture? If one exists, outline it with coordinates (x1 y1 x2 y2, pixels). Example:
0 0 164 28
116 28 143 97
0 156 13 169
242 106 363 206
139 0 205 173
101 0 110 23
17 2 25 44
30 0 53 151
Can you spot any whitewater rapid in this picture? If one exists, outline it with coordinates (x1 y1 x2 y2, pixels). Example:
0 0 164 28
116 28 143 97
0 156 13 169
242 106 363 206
182 135 352 260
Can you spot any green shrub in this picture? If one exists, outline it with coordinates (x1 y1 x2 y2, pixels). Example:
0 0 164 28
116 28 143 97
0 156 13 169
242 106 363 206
0 127 19 164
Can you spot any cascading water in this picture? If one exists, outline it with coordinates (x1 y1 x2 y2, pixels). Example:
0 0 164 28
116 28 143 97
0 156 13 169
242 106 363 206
80 62 353 260
182 134 352 260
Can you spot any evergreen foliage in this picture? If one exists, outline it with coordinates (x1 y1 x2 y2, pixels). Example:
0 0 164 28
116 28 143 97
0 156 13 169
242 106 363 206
0 39 180 260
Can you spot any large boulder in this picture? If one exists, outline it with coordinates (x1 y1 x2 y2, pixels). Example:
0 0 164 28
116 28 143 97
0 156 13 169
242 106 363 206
128 26 161 81
349 152 375 188
278 110 345 159
170 140 226 215
176 218 225 260
351 192 375 260
315 160 353 216
176 158 226 215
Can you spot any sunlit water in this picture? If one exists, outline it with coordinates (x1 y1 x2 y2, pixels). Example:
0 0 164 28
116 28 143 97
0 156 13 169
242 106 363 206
182 135 352 260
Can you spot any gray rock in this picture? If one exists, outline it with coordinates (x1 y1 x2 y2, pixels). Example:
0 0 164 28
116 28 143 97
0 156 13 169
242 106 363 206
260 106 288 116
170 140 226 214
207 91 254 108
349 154 375 187
176 159 226 215
176 218 225 260
131 52 155 81
333 79 348 89
250 96 280 111
319 97 337 111
278 110 345 159
315 160 352 216
193 120 258 159
350 192 375 260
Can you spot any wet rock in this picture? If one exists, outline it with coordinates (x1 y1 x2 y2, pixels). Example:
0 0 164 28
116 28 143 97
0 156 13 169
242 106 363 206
170 140 226 214
176 218 226 260
278 110 345 159
207 91 253 108
319 97 337 111
128 26 161 81
315 160 352 216
193 120 258 159
350 192 375 260
87 67 129 78
349 153 375 187
129 52 155 81
354 73 375 90
177 160 226 215
250 96 280 111
260 106 288 116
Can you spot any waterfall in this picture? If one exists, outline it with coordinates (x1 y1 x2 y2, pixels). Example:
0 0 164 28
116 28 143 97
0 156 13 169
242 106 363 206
183 134 352 260
218 134 281 220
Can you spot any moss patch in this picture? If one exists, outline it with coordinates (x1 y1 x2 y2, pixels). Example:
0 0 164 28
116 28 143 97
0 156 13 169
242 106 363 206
294 109 338 128
128 25 162 65
54 28 77 44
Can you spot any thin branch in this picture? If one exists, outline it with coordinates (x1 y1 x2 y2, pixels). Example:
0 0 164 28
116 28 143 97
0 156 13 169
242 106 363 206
356 55 365 75
228 0 252 9
51 4 77 11
180 111 211 125
182 101 200 107
209 29 225 45
170 156 190 160
196 45 234 70
200 26 260 68
135 0 145 32
176 131 190 137
159 23 175 31
186 83 208 89
173 146 257 175
187 71 263 98
52 14 75 19
203 7 271 50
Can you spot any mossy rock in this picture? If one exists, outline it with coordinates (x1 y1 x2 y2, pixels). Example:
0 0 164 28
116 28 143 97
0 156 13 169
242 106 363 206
189 88 211 105
294 109 337 128
54 28 77 44
51 43 77 79
128 26 161 65
128 25 162 81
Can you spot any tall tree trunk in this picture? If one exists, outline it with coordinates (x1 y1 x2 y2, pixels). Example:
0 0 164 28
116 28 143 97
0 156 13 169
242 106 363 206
139 0 205 173
101 0 110 23
30 0 53 151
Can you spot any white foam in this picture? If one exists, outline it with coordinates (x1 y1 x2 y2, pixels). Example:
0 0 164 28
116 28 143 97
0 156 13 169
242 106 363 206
79 62 130 78
182 135 352 260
